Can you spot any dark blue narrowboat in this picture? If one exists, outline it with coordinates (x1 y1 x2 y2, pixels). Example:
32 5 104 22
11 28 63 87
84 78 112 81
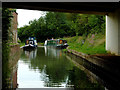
23 37 37 50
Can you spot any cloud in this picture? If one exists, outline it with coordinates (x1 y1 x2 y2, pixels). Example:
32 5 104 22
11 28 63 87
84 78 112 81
16 9 46 28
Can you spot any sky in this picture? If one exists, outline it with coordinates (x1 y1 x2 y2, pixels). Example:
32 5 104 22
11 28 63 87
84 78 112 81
16 9 46 28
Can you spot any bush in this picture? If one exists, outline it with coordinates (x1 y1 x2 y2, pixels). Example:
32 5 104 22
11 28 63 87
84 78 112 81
17 39 21 43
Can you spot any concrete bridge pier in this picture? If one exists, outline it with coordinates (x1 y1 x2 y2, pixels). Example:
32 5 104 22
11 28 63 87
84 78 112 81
106 9 120 55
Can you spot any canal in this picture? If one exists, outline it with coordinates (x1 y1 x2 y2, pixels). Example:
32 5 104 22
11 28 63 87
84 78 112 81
15 46 105 89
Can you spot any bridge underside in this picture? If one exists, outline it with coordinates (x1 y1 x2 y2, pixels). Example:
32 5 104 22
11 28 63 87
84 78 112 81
3 2 120 15
2 2 120 55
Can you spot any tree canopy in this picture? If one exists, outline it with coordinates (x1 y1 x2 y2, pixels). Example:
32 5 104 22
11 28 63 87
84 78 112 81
18 11 105 42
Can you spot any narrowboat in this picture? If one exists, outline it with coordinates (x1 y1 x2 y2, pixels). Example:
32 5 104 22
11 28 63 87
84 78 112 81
23 37 37 50
56 39 68 49
44 39 68 49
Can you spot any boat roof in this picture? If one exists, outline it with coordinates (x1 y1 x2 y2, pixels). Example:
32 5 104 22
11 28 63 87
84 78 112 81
28 37 36 39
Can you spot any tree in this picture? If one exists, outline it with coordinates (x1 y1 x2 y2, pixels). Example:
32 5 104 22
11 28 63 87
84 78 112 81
18 11 105 42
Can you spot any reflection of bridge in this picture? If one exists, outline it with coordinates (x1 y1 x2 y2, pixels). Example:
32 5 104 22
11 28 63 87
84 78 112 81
2 2 120 55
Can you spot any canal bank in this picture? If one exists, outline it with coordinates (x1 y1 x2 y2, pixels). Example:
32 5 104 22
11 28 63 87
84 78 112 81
66 47 120 90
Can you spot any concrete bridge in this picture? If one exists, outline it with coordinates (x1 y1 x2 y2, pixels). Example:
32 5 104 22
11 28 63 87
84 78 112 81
2 1 120 55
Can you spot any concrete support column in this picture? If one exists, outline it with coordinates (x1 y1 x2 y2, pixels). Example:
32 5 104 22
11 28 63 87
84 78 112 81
106 9 120 55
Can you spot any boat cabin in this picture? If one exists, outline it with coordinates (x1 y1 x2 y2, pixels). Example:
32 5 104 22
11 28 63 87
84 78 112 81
25 37 37 46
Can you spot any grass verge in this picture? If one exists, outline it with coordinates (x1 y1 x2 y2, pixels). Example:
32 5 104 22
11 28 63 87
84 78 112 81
63 33 107 55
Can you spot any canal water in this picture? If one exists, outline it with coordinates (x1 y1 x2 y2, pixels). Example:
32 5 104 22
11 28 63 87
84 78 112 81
17 46 105 89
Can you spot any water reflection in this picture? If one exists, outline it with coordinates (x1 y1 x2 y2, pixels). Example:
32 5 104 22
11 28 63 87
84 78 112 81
44 46 62 58
24 49 37 59
17 47 104 89
18 47 74 88
6 45 21 88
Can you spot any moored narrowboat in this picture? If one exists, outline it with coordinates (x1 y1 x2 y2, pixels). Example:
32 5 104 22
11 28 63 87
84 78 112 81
23 37 37 50
56 39 68 49
44 39 68 49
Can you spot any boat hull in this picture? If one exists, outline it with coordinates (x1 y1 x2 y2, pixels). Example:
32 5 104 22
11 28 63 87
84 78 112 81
23 45 37 50
56 44 68 49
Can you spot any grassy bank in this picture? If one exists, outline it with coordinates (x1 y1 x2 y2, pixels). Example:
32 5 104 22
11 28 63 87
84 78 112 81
37 42 44 46
19 43 25 47
63 33 107 55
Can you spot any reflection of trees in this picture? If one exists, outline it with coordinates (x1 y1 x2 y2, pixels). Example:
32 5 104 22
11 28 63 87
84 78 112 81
7 46 21 88
19 47 104 88
20 49 37 63
29 47 74 87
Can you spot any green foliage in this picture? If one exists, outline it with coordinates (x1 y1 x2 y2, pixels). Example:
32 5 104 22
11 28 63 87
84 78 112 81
62 49 67 52
19 43 25 47
2 42 11 88
37 42 44 46
18 11 105 43
2 8 12 41
64 33 107 55
2 8 14 88
17 39 21 43
18 12 106 54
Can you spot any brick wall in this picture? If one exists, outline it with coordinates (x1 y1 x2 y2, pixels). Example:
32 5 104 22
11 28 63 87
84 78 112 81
10 11 18 43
